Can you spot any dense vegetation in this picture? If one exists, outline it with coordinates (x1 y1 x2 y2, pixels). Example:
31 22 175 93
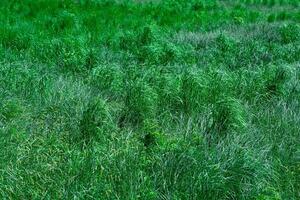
0 0 299 199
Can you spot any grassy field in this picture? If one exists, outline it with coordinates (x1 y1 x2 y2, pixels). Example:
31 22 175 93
0 0 300 199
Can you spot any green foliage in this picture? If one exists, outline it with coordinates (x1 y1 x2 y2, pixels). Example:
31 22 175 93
0 98 24 122
123 79 158 125
263 65 290 97
46 38 89 72
90 64 124 96
119 25 195 65
0 0 299 199
50 10 77 33
210 97 246 136
157 73 182 112
279 23 300 44
78 98 112 148
216 34 237 52
0 26 31 50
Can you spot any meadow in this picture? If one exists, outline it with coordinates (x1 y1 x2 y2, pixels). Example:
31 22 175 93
0 0 299 199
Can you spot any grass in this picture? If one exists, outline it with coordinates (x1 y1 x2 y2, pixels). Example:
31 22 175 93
0 0 299 199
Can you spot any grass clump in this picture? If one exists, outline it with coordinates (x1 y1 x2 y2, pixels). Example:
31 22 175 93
209 97 246 137
78 98 113 148
119 25 195 65
279 23 300 44
0 98 24 122
122 79 158 126
263 65 290 97
90 64 124 97
45 38 89 73
0 26 31 50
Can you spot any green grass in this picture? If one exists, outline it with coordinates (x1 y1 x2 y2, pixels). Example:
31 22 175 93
0 0 299 199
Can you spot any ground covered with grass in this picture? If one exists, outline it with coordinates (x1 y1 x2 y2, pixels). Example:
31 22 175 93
0 0 300 199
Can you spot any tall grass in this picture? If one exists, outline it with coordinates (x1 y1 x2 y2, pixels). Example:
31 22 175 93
0 0 299 199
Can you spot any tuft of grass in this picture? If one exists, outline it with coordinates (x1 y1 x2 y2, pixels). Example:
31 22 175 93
209 97 246 137
279 23 300 44
0 26 31 50
122 79 158 126
0 98 24 122
90 64 124 97
119 25 195 65
78 98 113 148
